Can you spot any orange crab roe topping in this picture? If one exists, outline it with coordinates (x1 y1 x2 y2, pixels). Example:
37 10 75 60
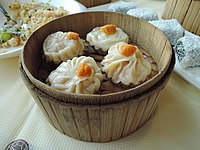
77 63 93 78
66 32 79 40
120 44 137 57
100 24 117 35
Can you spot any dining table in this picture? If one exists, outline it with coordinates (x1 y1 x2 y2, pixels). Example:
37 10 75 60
0 0 200 149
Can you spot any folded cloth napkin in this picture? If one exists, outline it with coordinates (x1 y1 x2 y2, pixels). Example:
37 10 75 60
127 8 159 21
108 1 136 13
174 33 200 68
149 19 185 45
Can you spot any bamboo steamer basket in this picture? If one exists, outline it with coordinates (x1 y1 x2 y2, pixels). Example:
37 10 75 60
19 53 175 142
77 0 111 8
21 12 172 105
162 0 200 36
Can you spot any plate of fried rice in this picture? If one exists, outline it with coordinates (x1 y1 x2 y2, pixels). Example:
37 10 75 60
0 0 87 58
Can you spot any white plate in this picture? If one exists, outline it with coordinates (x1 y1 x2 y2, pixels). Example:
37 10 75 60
0 0 87 59
174 56 200 90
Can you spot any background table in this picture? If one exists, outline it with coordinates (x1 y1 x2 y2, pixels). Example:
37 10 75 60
1 0 200 149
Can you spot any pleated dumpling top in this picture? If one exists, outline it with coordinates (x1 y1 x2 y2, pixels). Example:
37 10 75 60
101 42 152 85
47 56 103 94
43 31 85 63
86 24 129 52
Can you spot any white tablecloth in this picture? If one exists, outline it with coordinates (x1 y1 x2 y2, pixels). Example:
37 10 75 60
1 1 200 149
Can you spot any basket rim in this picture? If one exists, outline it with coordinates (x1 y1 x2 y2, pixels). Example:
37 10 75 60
19 51 175 107
21 11 173 105
20 51 175 106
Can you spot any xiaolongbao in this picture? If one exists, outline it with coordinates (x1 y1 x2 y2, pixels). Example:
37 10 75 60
43 31 85 63
101 42 152 85
86 24 129 52
47 56 103 94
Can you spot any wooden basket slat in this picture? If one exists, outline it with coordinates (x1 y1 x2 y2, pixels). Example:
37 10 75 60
39 99 64 133
172 0 192 24
138 92 159 127
49 102 73 137
87 108 101 142
121 101 139 137
130 98 149 132
72 107 92 141
135 21 156 58
190 10 200 33
78 0 111 8
158 42 172 73
146 90 164 120
197 24 200 35
162 0 178 19
183 1 200 31
100 108 114 142
111 105 129 141
163 0 200 36
60 106 81 139
151 29 168 71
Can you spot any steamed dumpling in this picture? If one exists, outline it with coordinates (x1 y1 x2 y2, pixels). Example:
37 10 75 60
46 56 103 94
86 24 129 52
43 31 85 63
101 42 152 85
